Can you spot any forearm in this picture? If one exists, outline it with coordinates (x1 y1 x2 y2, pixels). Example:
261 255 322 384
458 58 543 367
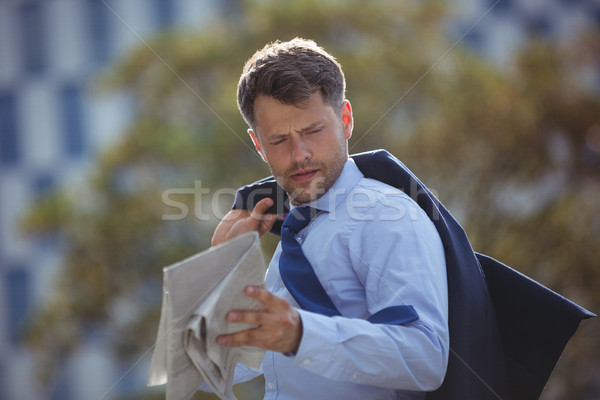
291 309 448 391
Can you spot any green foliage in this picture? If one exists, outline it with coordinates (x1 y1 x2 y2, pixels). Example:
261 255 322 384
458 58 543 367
22 0 599 398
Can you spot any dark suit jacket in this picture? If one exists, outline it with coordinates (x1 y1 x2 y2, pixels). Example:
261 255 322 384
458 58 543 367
232 149 594 399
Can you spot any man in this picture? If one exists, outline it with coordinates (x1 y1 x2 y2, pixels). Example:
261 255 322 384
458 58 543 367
209 38 449 399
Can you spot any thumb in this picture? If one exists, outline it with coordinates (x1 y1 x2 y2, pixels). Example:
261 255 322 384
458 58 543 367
257 213 277 237
250 198 275 221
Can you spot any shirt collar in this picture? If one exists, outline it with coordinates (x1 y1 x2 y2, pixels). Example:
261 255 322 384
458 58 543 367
296 158 364 213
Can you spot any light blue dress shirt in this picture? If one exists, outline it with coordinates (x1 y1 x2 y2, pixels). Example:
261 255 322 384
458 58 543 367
233 159 449 400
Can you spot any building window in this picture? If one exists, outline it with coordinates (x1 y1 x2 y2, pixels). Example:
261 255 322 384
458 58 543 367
526 15 553 36
19 2 46 76
491 0 512 13
33 172 54 197
5 268 30 344
88 0 112 65
60 84 86 158
593 5 600 27
0 92 20 166
154 0 175 30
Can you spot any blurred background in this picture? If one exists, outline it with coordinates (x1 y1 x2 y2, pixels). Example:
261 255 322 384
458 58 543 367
1 0 599 399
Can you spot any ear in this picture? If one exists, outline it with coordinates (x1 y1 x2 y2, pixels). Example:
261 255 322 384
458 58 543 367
248 129 267 162
340 100 353 140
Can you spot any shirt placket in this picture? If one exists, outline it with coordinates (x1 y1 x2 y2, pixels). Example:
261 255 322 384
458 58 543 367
262 351 279 399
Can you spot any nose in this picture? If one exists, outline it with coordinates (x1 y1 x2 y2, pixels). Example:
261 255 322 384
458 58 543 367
291 136 311 163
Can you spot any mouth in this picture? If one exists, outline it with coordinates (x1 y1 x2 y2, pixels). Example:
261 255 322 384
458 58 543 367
290 169 319 183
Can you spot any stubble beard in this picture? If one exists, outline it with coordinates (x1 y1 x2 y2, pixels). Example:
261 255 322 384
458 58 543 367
274 142 348 205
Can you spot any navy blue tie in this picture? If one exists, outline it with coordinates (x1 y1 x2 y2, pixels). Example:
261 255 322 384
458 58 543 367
279 207 341 317
278 206 419 324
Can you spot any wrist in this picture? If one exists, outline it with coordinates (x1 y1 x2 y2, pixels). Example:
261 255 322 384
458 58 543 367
284 311 303 356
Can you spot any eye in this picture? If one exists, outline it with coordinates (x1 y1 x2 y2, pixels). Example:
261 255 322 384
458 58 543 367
271 138 287 145
309 127 322 134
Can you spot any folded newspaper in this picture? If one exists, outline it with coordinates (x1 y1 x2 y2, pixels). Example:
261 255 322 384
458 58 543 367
148 232 268 400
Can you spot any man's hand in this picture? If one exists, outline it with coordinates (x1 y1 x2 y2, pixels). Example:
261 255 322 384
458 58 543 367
211 198 277 246
216 285 303 354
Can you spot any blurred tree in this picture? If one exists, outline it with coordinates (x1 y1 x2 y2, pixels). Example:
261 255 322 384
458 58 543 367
22 0 599 398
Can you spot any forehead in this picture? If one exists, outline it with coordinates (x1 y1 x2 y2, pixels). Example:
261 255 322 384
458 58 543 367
253 93 336 135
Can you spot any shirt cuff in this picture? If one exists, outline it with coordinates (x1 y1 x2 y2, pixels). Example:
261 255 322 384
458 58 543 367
290 309 341 375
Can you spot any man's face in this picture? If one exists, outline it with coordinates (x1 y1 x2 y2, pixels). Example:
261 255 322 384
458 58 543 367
249 92 353 205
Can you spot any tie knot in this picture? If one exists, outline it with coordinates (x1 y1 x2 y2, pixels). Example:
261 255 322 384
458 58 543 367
282 207 318 234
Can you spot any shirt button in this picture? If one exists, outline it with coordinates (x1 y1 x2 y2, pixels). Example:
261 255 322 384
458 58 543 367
297 237 303 244
351 373 358 380
302 359 311 365
267 382 275 390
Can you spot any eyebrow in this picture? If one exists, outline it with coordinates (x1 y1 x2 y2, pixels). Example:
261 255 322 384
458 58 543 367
265 121 324 142
267 133 289 142
296 121 323 134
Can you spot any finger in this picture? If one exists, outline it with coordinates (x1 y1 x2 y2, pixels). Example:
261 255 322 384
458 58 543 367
225 310 264 325
245 286 290 311
258 213 277 237
212 209 250 246
250 198 275 221
221 209 251 222
217 327 261 347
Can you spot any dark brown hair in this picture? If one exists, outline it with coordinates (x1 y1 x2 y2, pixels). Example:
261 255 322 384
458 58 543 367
237 38 346 128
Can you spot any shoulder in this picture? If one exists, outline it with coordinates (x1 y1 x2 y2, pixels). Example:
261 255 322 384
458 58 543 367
345 177 420 221
338 177 441 251
316 175 432 238
343 177 444 278
354 176 405 198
